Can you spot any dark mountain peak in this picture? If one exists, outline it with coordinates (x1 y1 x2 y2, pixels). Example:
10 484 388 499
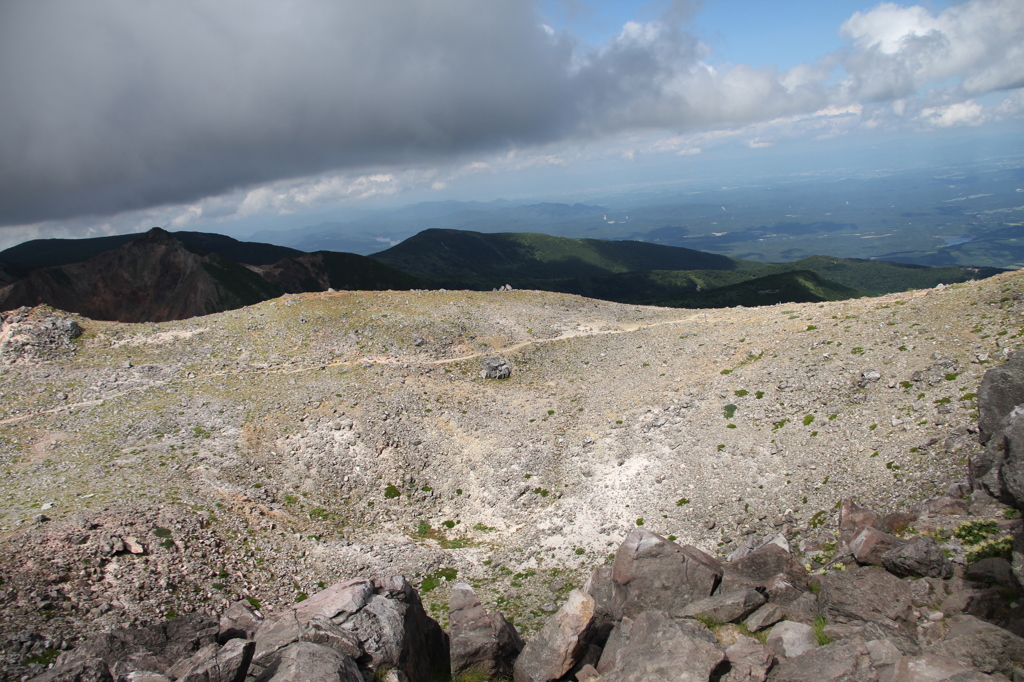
137 226 173 242
0 230 280 322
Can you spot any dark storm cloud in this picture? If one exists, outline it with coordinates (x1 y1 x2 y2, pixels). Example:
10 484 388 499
0 0 834 226
0 1 582 224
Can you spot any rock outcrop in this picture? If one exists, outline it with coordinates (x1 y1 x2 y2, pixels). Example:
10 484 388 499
30 577 448 682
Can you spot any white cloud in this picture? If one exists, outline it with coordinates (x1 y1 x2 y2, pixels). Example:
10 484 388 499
839 0 1024 100
920 100 985 128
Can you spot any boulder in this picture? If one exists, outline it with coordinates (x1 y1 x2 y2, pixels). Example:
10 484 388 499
892 653 993 682
253 642 362 682
839 499 881 546
745 603 785 633
512 589 594 682
448 583 523 679
765 621 817 660
583 565 616 640
167 639 254 682
610 529 723 620
964 557 1014 585
722 636 775 682
218 601 263 644
254 576 448 682
881 536 953 579
598 611 724 682
971 405 1024 506
880 512 918 535
480 357 512 379
680 589 767 624
596 618 632 675
767 638 875 681
820 567 912 627
849 526 906 566
864 638 901 680
928 614 1024 679
762 575 804 606
781 592 818 625
820 567 917 654
976 354 1024 445
728 543 808 590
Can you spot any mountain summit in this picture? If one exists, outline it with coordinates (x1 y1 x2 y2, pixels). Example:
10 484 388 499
0 228 280 322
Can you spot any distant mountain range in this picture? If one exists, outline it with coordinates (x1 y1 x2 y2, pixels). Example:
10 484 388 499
0 227 1006 322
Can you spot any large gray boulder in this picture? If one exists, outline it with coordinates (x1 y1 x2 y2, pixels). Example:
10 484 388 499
977 354 1024 445
820 567 916 653
927 614 1024 679
253 641 362 682
166 639 254 682
599 611 724 682
253 576 448 682
513 589 594 682
218 601 263 644
972 405 1024 508
611 529 723 620
881 536 954 579
765 621 817 660
480 357 512 379
448 584 523 679
727 543 808 590
722 636 775 682
680 589 767 624
767 638 875 681
849 526 906 566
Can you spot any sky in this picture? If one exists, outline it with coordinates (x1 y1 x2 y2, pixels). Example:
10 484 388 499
0 0 1022 249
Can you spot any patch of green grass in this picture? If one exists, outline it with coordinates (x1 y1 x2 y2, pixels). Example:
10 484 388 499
755 391 764 399
473 522 496 532
850 347 865 355
533 488 550 497
420 567 458 593
812 615 832 645
803 414 814 426
635 518 644 526
721 369 732 375
773 419 789 432
677 498 690 506
384 485 401 499
192 425 211 439
734 389 749 397
809 510 828 529
309 507 328 520
442 520 456 529
153 527 172 538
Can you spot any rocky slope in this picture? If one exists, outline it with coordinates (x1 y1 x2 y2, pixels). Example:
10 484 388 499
0 270 1022 679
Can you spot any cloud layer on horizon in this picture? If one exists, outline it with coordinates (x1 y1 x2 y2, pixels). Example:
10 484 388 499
1 0 1022 229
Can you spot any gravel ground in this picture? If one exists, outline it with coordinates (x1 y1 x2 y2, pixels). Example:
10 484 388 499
1 274 1022 678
